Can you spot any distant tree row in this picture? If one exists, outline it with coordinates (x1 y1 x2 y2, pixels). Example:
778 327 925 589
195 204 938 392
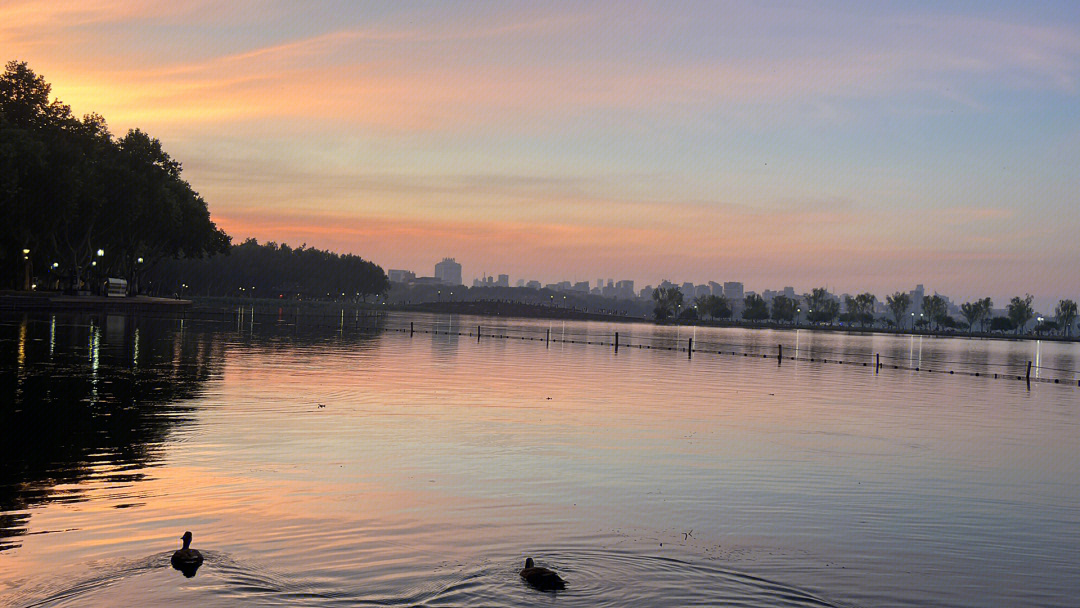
1 61 230 292
145 239 389 301
652 285 1079 337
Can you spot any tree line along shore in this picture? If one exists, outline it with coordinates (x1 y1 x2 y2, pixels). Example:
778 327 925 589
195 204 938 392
1 61 389 302
651 286 1077 338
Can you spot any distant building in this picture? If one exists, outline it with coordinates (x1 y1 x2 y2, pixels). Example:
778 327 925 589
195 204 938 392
516 279 525 287
387 269 415 283
434 258 462 285
496 274 509 287
694 284 710 298
909 284 925 313
615 280 635 298
526 280 542 289
782 286 796 299
709 281 723 296
573 281 591 293
723 281 744 302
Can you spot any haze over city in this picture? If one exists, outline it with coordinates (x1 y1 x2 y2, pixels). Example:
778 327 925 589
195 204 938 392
5 1 1078 307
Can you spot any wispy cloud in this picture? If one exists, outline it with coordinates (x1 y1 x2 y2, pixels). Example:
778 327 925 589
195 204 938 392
9 3 1079 135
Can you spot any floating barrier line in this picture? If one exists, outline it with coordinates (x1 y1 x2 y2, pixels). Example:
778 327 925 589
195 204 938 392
73 308 1075 388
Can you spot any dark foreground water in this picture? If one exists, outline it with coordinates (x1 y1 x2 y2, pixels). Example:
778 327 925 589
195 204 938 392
1 311 1078 607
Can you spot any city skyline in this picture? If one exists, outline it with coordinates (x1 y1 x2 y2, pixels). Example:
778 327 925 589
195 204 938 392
5 2 1078 304
390 258 1068 312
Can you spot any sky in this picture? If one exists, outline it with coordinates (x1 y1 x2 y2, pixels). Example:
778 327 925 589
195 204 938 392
4 1 1079 308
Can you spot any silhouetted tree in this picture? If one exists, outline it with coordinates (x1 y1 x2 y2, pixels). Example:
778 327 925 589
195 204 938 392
960 297 993 335
989 316 1015 332
1007 294 1035 335
652 286 683 320
742 293 769 321
770 295 797 324
1055 299 1077 337
147 239 388 301
0 61 229 292
854 293 877 327
699 294 731 320
804 288 839 324
886 292 911 329
922 294 949 330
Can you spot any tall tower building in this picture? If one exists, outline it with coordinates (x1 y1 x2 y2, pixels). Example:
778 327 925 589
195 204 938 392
434 258 462 285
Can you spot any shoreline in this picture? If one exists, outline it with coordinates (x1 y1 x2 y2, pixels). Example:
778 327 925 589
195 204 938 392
391 300 1079 343
0 292 192 313
3 294 1075 344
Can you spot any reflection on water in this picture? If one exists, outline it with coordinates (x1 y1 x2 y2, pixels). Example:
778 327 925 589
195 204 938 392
1 311 1078 608
0 314 224 551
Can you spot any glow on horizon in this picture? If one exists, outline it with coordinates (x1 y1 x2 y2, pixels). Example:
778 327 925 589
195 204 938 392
4 1 1079 306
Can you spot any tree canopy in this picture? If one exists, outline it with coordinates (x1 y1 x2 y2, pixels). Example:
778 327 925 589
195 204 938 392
804 287 839 324
146 239 389 301
1007 295 1035 334
1 61 229 291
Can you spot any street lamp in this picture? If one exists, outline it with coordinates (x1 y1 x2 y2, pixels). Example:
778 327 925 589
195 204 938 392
21 249 31 291
97 249 104 257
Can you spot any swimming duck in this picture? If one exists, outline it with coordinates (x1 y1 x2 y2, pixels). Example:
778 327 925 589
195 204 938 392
171 531 203 576
520 557 565 591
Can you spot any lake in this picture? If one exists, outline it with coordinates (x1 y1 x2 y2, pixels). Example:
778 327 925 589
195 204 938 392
1 310 1078 607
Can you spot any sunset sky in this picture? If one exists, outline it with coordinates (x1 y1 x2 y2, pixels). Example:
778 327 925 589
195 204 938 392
4 1 1079 306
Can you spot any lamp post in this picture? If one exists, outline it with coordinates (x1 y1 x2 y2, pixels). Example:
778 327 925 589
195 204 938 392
21 248 31 291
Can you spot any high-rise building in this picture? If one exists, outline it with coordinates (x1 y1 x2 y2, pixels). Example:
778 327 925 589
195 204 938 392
434 258 462 285
723 281 744 302
909 284 925 313
496 274 509 287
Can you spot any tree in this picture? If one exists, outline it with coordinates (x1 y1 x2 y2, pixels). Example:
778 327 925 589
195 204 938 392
842 293 877 327
960 301 981 335
989 316 1015 332
960 297 993 335
886 292 911 330
922 294 949 330
854 292 877 327
697 294 731 321
743 293 769 321
770 295 797 324
1007 294 1035 334
0 61 230 293
804 287 839 324
652 286 683 321
1055 299 1077 337
145 239 388 300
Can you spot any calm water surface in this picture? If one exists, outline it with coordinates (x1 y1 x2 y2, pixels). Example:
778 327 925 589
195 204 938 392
1 311 1078 607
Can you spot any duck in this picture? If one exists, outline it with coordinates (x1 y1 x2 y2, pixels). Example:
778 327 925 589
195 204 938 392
171 531 204 575
520 557 565 591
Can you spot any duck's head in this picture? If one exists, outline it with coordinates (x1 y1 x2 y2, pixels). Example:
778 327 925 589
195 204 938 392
181 531 193 548
524 558 534 568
